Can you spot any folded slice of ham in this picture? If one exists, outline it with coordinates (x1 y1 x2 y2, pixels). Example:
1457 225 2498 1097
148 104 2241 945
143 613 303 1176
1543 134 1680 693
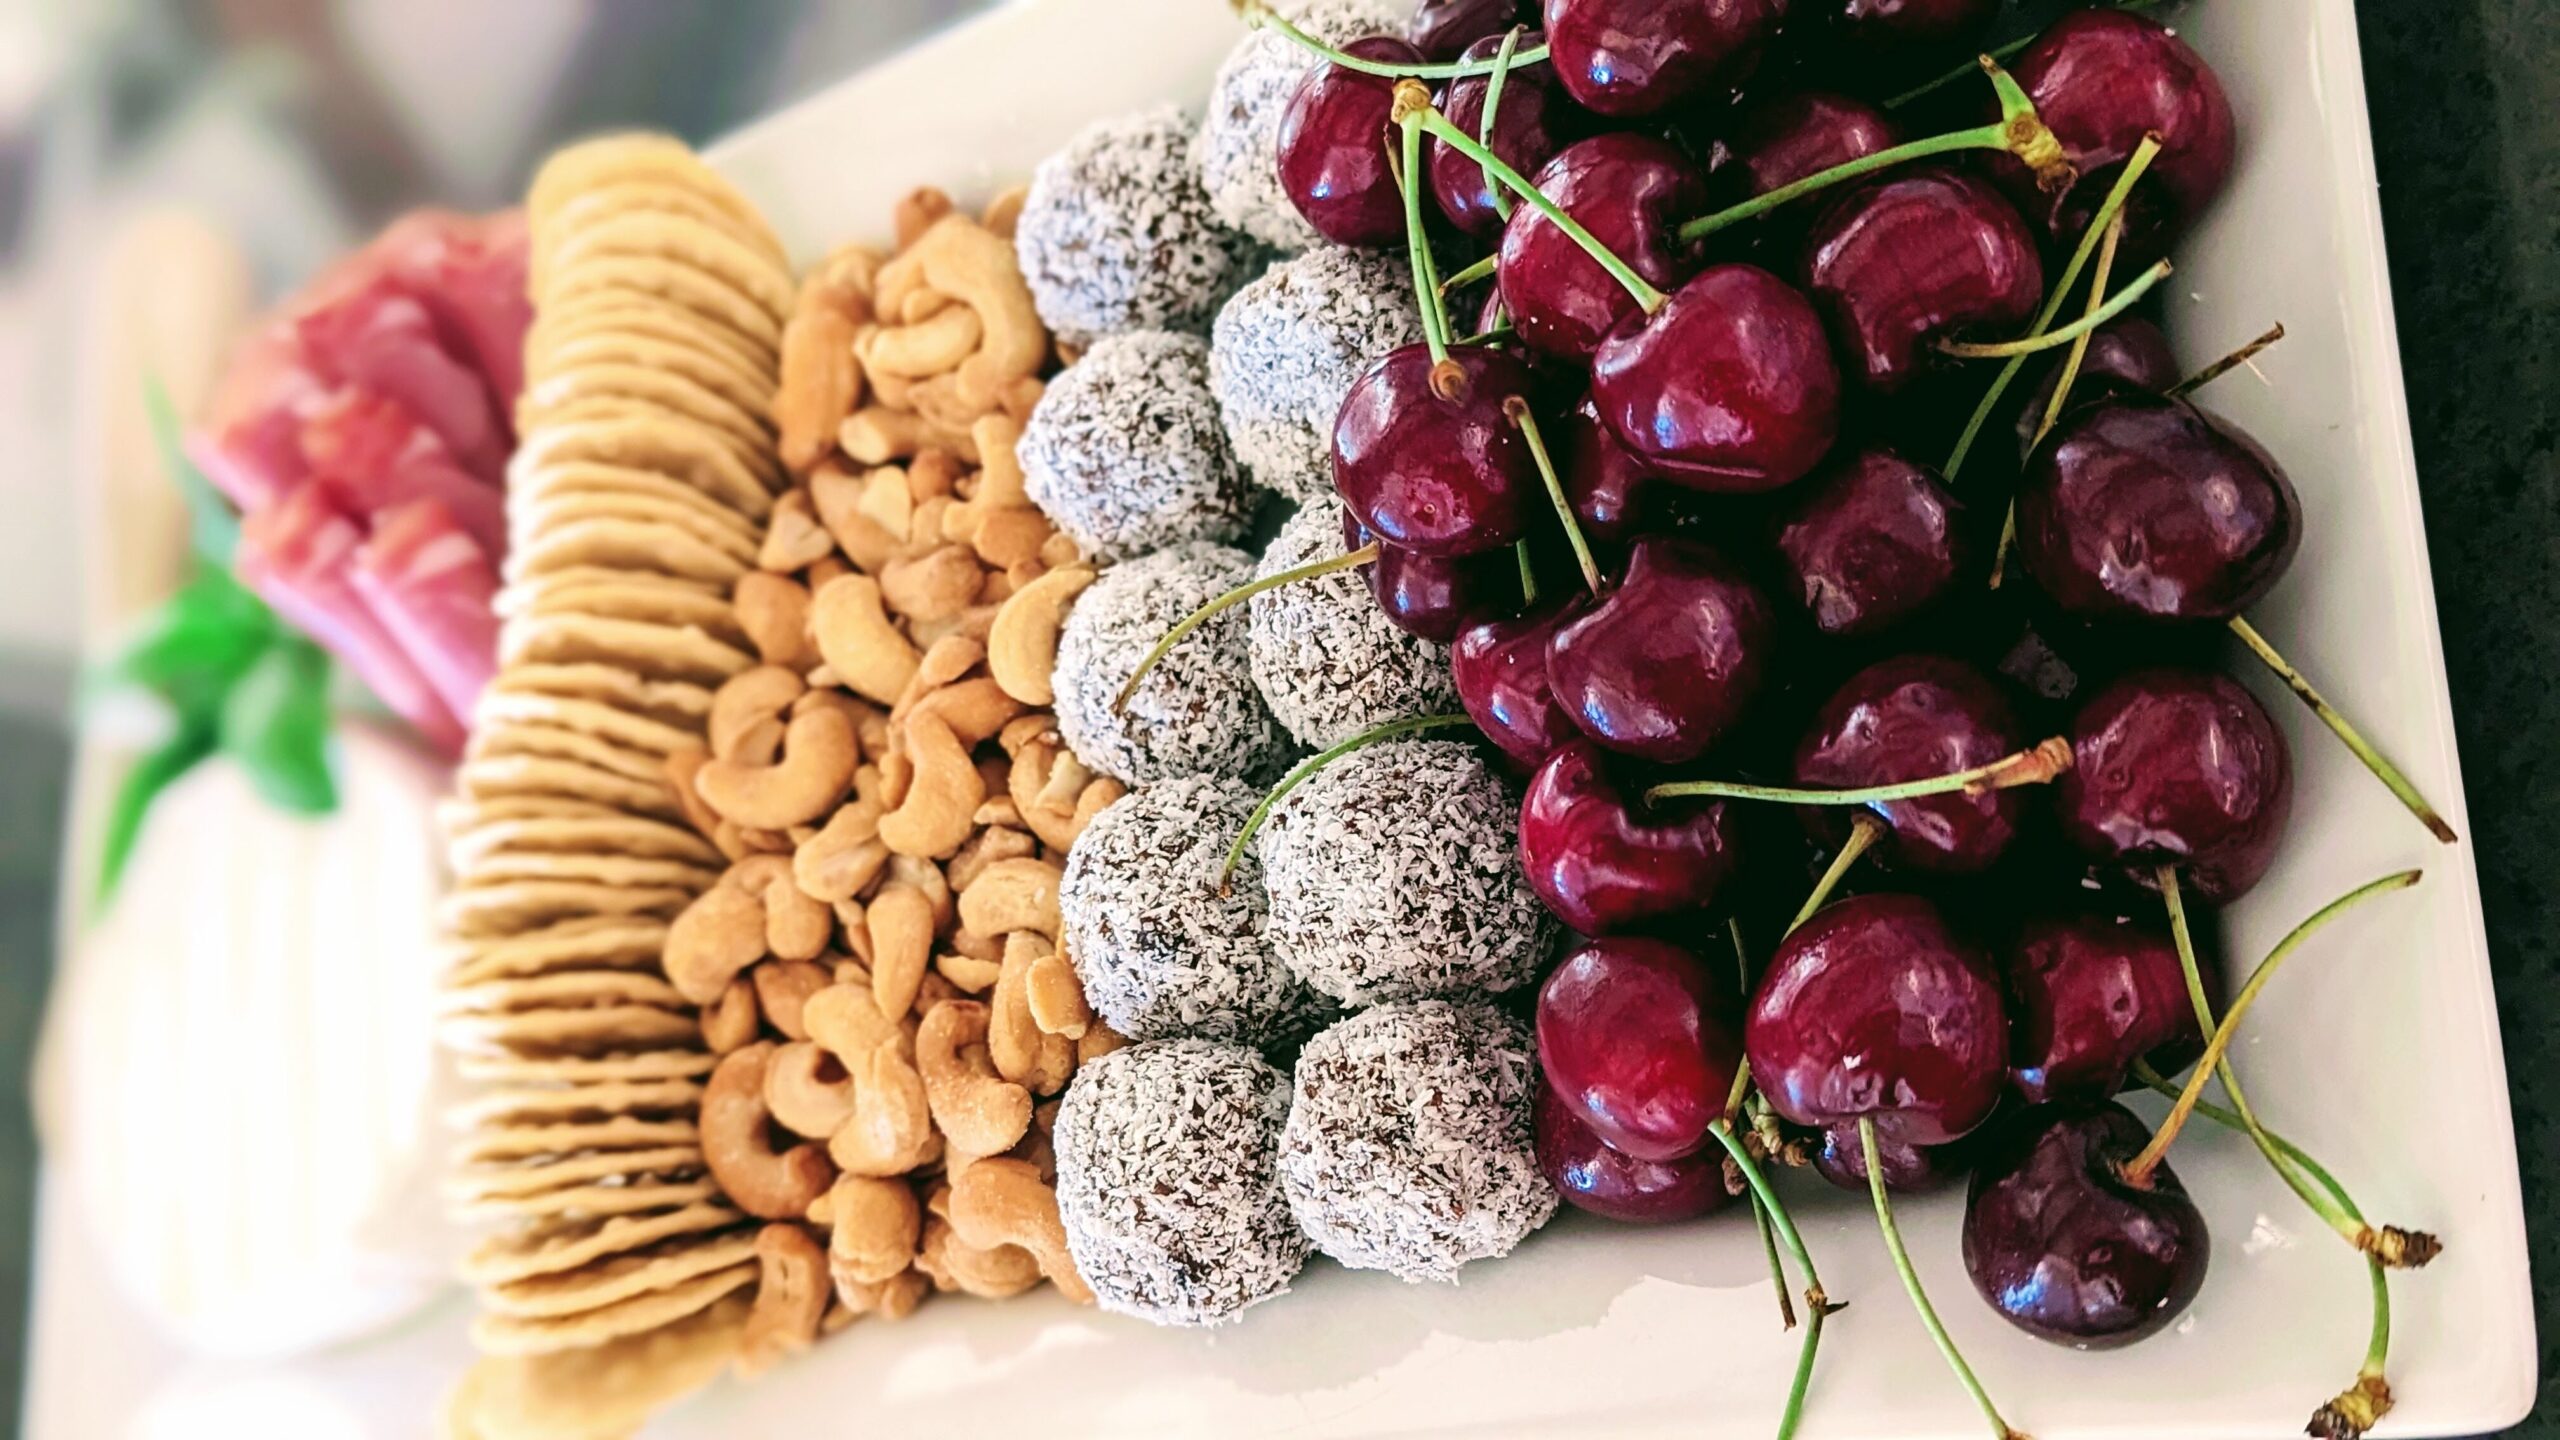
299 390 505 558
237 488 466 754
375 209 532 407
348 497 501 732
293 274 509 485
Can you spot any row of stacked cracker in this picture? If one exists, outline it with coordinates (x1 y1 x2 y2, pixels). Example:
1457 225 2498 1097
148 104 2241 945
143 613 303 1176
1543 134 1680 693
441 142 1128 1436
438 135 792 1438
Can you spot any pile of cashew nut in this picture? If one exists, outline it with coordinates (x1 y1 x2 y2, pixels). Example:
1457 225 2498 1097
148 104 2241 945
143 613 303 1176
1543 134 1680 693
660 187 1124 1373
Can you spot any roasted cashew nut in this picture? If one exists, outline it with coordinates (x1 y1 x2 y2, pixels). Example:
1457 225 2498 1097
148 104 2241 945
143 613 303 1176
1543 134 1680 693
955 856 1063 942
752 959 833 1041
704 1042 837 1221
828 1043 939 1178
916 1215 1040 1299
793 798 888 904
738 1223 830 1378
914 999 1032 1158
694 705 859 831
666 881 767 1005
725 853 834 965
884 216 1045 412
824 1175 921 1287
865 881 936 1021
878 713 983 860
811 574 921 705
763 1038 856 1139
986 565 1093 707
989 932 1075 1096
859 302 983 379
802 981 906 1067
947 1156 1093 1305
709 666 807 761
1025 945 1093 1040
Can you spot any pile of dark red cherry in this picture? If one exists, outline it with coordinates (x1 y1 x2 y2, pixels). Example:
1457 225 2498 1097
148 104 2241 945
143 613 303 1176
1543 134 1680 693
1262 1 2454 1436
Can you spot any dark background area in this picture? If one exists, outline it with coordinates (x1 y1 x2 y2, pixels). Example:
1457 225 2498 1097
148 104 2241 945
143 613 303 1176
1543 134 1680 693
0 0 2552 1434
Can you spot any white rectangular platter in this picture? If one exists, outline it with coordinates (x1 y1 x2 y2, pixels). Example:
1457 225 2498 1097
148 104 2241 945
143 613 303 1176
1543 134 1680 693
703 1 2537 1436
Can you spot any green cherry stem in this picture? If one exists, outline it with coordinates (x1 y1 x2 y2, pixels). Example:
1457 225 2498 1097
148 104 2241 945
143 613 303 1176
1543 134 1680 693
2167 322 2288 398
2120 870 2425 1187
1393 114 1453 363
1861 1117 2027 1440
2225 617 2459 844
1440 252 1498 294
1726 914 1801 1331
1504 396 1602 591
1709 1119 1834 1440
1648 737 2071 809
1217 713 1474 889
1943 132 2163 482
1677 58 2070 244
1476 25 1525 223
1113 543 1380 712
1938 259 2172 359
1514 539 1538 607
1456 319 1517 346
1721 814 1890 1120
1246 2 1552 78
1401 83 1668 313
1990 211 2126 590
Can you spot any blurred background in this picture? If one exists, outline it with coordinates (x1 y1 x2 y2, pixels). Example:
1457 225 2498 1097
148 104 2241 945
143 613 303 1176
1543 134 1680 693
0 1 2552 1437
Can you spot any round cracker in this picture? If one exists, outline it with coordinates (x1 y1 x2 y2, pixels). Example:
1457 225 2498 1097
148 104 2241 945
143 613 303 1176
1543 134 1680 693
538 257 781 351
505 519 748 588
520 394 780 492
498 612 753 686
444 967 691 1019
457 1050 716 1086
508 462 768 549
448 1079 708 1131
439 875 693 935
513 414 776 518
530 134 780 257
456 752 686 819
478 1230 760 1320
487 663 718 725
463 849 722 892
440 1002 704 1056
495 576 750 649
459 1117 703 1166
510 489 761 564
450 1145 708 1204
522 361 775 457
528 293 777 398
459 1200 742 1287
540 211 793 320
469 1261 756 1356
530 327 774 419
470 719 675 785
442 1293 746 1440
459 690 706 758
453 1177 724 1225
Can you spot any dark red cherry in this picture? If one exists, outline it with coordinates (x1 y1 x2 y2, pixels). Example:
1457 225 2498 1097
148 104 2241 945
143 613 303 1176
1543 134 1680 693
1495 134 1707 362
2005 912 2211 1106
1709 90 1901 205
1556 393 1662 543
1802 167 2044 395
1537 936 1741 1161
1430 33 1579 239
2056 666 2293 904
1792 655 2030 876
2013 316 2178 456
1520 738 1740 934
1333 344 1538 556
1548 536 1776 764
1590 264 1842 493
1811 1121 1964 1194
1962 1101 2210 1348
1829 0 2000 52
1535 1078 1733 1222
1451 598 1582 767
1277 36 1431 248
1744 891 2009 1147
1991 9 2238 265
2016 393 2301 624
1343 510 1505 643
1541 0 1787 117
1409 0 1534 59
1773 446 1968 638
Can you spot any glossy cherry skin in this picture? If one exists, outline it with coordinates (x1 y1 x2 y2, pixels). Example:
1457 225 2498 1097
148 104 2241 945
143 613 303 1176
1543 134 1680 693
1538 936 1741 1160
1557 393 1662 543
1536 1079 1733 1222
1812 1121 1964 1194
1343 511 1503 643
1431 32 1579 239
1410 0 1534 58
1992 9 2238 265
1802 167 2044 395
1591 264 1843 494
1496 134 1707 362
1520 739 1741 934
1709 91 1901 205
1745 891 2009 1147
2014 315 2179 456
1333 344 1538 557
1773 446 1968 638
1542 0 1786 117
2016 394 2301 624
1548 536 1777 764
1829 0 2000 50
2005 912 2210 1106
1962 1101 2210 1348
1793 654 2030 876
1277 36 1429 248
2056 666 2293 904
1451 598 1583 767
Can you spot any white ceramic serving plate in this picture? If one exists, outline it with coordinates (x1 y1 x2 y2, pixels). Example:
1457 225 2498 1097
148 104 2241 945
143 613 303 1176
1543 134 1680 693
704 2 2537 1436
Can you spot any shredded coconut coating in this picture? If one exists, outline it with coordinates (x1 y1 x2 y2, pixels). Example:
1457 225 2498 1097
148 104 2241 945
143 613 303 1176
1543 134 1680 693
1279 1000 1555 1283
1249 495 1459 748
1056 1040 1308 1327
1210 246 1422 502
1060 777 1321 1046
1054 542 1293 786
1017 105 1262 347
1022 331 1255 562
1194 0 1410 252
1261 738 1554 1005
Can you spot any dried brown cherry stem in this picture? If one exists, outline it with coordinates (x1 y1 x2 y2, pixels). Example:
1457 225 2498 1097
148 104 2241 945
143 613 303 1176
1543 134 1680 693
2119 869 2425 1187
2226 616 2458 844
2166 322 2287 398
